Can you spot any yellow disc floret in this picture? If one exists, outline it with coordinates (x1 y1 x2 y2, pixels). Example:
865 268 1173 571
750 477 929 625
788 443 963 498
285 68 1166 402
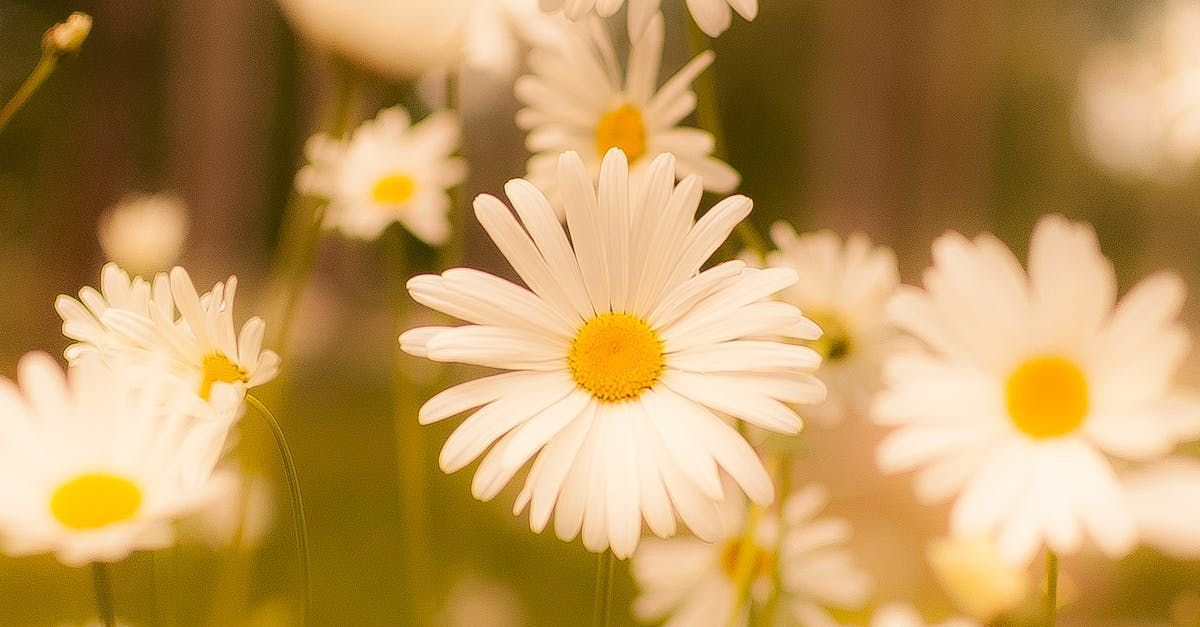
719 538 775 581
51 473 142 530
371 173 417 205
808 311 854 362
595 104 647 163
568 313 664 403
199 353 249 401
1005 356 1089 438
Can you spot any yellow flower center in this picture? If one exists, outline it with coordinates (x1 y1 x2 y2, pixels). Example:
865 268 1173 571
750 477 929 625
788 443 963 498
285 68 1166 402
1005 356 1089 438
371 173 417 205
50 473 142 530
720 538 775 581
199 353 249 401
567 313 664 403
809 311 853 362
595 104 647 163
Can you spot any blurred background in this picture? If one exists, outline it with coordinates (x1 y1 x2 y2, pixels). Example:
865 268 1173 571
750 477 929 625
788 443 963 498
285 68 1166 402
1 0 1199 625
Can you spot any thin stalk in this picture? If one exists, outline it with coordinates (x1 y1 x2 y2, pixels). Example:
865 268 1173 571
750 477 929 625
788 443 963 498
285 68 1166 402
726 505 765 626
91 562 116 627
592 550 615 627
1045 550 1059 627
758 455 792 625
387 228 435 626
0 54 57 134
683 14 768 258
246 395 312 623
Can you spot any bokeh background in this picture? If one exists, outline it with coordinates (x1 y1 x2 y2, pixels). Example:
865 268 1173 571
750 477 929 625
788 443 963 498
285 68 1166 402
1 0 1199 625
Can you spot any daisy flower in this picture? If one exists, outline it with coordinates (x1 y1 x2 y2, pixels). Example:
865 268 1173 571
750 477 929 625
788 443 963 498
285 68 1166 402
631 484 871 627
298 106 466 244
55 263 280 416
401 149 825 557
0 353 229 566
765 225 900 426
875 214 1200 565
516 13 738 206
540 0 758 38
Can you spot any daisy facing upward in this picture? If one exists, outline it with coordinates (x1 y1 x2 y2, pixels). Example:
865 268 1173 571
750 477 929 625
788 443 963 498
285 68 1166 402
875 214 1200 565
401 148 825 557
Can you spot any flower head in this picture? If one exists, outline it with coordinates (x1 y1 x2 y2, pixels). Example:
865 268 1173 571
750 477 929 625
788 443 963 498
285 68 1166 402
401 149 824 557
540 0 758 38
875 214 1200 564
517 13 737 207
298 106 466 244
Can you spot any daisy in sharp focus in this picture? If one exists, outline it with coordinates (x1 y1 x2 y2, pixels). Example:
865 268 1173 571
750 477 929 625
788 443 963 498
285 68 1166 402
632 484 871 627
875 214 1200 565
765 225 900 426
539 0 758 38
56 263 280 417
516 12 738 207
0 353 230 566
401 149 825 557
298 106 466 245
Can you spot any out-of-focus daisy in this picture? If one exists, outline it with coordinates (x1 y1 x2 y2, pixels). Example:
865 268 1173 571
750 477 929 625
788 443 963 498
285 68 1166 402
1075 0 1200 181
875 214 1200 565
516 13 738 206
56 264 280 415
870 604 980 627
540 0 758 38
465 0 570 79
298 106 466 244
0 353 229 566
276 0 472 80
926 536 1028 623
98 192 188 276
1124 455 1200 559
440 573 527 627
765 225 899 426
401 149 824 557
632 484 870 626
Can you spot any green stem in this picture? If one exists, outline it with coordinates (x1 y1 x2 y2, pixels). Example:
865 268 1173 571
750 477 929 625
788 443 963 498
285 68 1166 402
387 228 436 626
683 13 767 259
0 53 58 135
592 550 615 627
91 562 116 627
1045 550 1059 627
726 505 765 626
246 395 312 623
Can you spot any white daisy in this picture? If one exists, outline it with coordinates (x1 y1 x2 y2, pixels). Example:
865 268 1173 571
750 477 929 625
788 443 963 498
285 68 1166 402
539 0 757 38
875 214 1200 565
401 149 825 557
55 263 280 416
765 225 900 426
0 353 229 566
631 484 871 627
516 12 738 207
297 106 467 244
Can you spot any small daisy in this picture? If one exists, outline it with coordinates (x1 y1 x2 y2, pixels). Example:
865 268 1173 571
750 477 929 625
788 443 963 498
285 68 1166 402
298 106 467 244
56 263 280 415
0 353 230 566
516 13 738 206
875 214 1200 565
540 0 757 38
401 149 825 557
765 225 900 426
631 484 871 627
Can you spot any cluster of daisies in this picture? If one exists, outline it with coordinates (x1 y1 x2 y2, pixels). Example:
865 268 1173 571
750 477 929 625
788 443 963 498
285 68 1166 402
0 264 278 567
280 0 1200 625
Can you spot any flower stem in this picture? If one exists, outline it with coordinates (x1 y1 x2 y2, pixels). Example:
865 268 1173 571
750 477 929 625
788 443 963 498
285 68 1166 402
246 395 312 623
726 504 765 626
91 562 116 627
592 550 615 627
0 53 58 135
683 13 768 259
1045 550 1059 627
758 454 792 625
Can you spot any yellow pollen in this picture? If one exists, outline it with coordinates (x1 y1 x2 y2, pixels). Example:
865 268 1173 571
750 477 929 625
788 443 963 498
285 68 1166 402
1005 356 1089 438
568 313 664 403
50 473 142 530
719 538 775 581
371 173 417 205
199 353 249 401
595 104 647 162
809 311 853 362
